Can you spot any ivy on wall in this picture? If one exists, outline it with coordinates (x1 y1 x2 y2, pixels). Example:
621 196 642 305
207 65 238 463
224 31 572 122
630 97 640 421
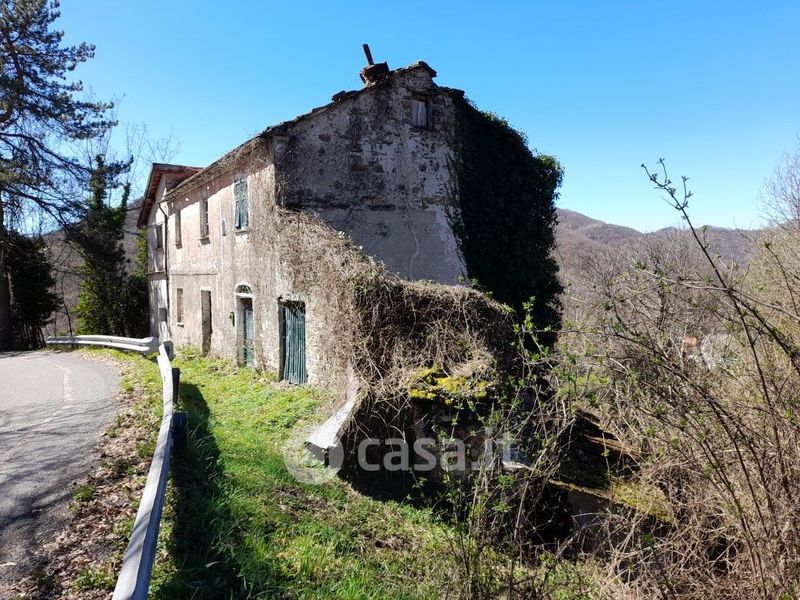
450 94 564 333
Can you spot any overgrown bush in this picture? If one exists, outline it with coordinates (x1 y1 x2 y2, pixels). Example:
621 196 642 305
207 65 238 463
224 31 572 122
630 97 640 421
4 231 58 347
556 157 800 599
450 95 564 334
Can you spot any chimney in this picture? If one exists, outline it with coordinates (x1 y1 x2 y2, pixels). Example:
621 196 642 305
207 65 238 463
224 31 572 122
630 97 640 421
359 43 389 86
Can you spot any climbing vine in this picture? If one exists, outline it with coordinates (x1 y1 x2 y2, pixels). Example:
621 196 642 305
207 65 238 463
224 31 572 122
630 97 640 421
450 94 564 334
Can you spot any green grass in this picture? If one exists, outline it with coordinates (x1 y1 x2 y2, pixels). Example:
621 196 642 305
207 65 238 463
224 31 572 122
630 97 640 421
73 564 115 591
72 483 96 503
69 347 610 599
147 349 469 599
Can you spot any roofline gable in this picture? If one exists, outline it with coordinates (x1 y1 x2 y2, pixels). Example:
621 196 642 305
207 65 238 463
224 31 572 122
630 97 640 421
136 163 202 227
163 61 439 203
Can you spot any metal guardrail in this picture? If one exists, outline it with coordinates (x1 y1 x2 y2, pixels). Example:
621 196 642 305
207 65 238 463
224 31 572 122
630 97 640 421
45 335 183 599
112 344 179 600
46 335 160 355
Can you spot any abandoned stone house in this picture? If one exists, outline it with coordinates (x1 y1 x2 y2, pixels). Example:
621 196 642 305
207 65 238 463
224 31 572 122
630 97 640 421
138 59 478 388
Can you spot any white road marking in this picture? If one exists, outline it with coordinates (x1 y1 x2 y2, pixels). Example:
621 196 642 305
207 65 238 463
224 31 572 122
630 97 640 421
0 357 75 466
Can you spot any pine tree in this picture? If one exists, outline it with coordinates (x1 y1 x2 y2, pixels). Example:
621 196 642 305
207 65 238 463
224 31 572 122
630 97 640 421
0 0 118 348
5 231 57 347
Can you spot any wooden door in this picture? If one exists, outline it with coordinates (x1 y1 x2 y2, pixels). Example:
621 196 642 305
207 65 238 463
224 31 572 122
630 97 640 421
242 298 255 367
280 301 307 384
201 290 212 355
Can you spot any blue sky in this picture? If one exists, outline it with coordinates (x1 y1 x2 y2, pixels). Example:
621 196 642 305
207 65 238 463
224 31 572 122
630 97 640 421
59 1 799 231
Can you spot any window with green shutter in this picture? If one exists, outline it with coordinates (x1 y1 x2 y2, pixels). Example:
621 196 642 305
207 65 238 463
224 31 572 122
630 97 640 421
234 176 249 230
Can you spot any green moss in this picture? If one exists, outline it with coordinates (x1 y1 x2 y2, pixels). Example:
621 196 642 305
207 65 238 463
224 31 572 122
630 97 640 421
610 479 674 523
408 364 495 406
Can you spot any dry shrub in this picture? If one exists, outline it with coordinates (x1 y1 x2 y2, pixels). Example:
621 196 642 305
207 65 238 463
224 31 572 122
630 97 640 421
246 151 574 597
263 200 517 405
559 160 800 599
262 189 575 599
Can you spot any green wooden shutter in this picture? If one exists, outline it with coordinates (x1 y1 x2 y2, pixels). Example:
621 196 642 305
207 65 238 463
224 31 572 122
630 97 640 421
234 178 249 229
243 301 255 367
234 180 242 229
281 302 307 384
240 180 249 228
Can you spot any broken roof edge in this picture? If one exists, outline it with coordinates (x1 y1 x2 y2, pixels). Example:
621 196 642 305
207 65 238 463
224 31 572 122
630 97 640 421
161 61 439 204
137 163 203 227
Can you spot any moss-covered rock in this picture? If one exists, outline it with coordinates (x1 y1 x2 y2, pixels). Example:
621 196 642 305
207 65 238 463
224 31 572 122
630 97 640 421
408 363 497 407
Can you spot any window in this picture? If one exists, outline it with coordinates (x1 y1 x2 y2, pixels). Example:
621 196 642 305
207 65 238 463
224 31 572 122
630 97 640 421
236 284 255 367
155 224 164 249
176 288 184 325
200 195 210 239
234 176 249 230
174 209 182 247
411 95 429 128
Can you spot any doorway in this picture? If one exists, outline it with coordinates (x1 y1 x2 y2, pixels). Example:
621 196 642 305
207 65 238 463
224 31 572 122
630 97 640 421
201 290 212 355
280 301 307 384
237 295 255 367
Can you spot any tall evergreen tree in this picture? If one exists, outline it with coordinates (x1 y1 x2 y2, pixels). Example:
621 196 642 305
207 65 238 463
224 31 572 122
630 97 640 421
69 155 141 336
5 231 56 347
0 0 118 349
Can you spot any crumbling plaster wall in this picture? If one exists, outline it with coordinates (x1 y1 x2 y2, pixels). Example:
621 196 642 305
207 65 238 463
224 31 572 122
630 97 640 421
147 66 475 399
145 176 169 340
160 148 345 390
276 67 467 284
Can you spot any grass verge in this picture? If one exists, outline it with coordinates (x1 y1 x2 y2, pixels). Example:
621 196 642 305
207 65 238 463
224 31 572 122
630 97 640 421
150 348 469 599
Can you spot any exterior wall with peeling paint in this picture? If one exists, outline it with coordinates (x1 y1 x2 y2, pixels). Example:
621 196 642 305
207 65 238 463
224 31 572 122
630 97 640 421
145 176 170 342
144 63 467 390
276 67 466 283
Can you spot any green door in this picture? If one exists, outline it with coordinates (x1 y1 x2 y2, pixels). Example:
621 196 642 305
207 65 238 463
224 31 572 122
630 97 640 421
281 302 307 384
242 298 255 367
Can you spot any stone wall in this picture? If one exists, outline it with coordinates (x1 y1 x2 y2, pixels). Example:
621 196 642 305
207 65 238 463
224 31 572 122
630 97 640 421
144 63 471 401
276 66 466 283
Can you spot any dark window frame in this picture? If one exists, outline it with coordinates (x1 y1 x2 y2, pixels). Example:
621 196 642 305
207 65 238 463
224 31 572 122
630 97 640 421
174 209 182 247
200 194 210 239
411 93 431 128
234 175 249 231
176 288 184 325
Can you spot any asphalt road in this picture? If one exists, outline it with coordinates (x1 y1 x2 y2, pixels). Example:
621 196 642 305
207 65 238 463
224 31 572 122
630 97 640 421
0 350 119 587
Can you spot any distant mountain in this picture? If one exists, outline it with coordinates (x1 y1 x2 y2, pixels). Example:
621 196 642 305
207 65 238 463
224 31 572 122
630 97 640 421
556 208 644 246
554 207 759 300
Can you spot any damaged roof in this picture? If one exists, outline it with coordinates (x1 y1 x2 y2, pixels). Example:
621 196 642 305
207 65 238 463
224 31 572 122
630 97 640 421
157 61 442 206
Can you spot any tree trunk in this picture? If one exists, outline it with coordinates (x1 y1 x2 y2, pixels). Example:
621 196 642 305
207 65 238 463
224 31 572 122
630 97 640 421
0 195 11 350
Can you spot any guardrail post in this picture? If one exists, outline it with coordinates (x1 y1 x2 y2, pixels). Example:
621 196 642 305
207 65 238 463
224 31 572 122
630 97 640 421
171 367 180 405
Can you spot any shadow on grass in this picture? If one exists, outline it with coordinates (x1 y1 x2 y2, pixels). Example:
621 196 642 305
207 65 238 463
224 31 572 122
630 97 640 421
150 381 285 599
